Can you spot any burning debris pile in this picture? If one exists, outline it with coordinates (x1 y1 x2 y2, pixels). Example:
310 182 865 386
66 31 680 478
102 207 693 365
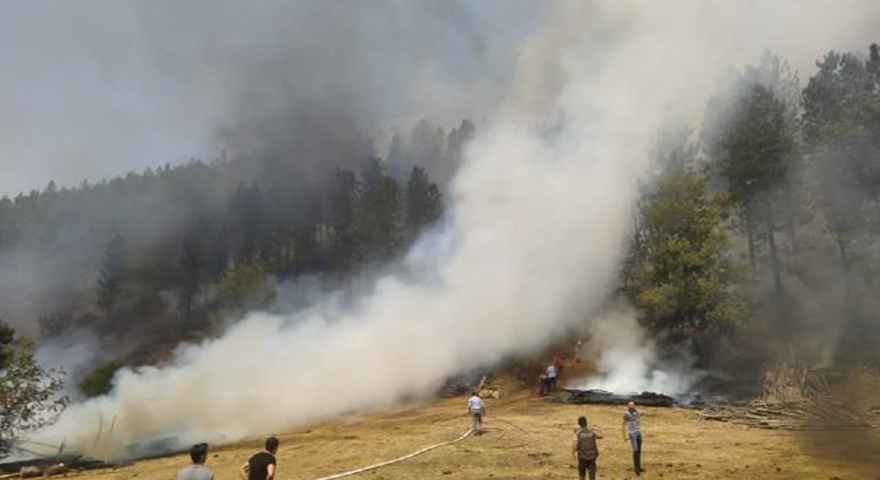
559 389 676 407
697 364 880 430
0 438 109 478
440 375 502 399
0 457 110 479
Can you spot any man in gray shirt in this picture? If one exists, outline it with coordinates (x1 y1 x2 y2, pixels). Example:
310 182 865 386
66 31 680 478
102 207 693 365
177 443 214 480
621 401 644 476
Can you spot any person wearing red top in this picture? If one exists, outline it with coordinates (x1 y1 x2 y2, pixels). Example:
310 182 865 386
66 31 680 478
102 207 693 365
553 354 565 379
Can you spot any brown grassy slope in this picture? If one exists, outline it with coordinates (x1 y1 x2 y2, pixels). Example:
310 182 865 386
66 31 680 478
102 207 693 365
64 376 879 480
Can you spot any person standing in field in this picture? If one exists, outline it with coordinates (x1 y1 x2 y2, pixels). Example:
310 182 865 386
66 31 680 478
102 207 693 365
240 436 279 480
621 401 644 476
468 391 485 435
177 443 213 480
572 416 602 480
553 354 565 380
546 364 558 392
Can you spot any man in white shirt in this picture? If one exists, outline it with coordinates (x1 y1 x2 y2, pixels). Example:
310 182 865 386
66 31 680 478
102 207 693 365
546 364 558 392
467 391 485 435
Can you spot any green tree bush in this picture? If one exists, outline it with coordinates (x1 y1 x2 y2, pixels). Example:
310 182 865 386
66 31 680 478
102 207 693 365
215 261 277 319
79 361 123 398
0 321 67 455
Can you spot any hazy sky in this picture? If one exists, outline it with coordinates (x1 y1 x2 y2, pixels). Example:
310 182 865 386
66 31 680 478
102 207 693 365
0 1 539 196
1 1 876 197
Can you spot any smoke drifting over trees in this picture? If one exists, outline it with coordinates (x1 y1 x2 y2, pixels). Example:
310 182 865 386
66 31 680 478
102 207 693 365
0 0 527 340
0 1 533 194
0 0 877 463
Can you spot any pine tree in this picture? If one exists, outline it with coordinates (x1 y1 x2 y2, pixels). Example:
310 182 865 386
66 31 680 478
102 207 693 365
178 234 202 320
229 183 264 262
629 159 743 346
357 164 401 260
328 169 360 270
96 234 125 310
207 227 230 280
405 166 443 234
360 157 384 192
802 45 880 296
292 223 317 274
706 83 795 297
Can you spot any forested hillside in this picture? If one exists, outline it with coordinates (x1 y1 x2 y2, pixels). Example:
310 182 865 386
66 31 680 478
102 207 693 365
0 119 473 383
623 47 880 372
3 45 880 400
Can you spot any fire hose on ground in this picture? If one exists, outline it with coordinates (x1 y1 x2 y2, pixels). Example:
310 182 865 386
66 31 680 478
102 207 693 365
295 411 530 480
299 428 473 480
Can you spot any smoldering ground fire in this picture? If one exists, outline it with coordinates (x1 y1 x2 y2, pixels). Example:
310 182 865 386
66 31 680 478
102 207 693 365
4 0 878 469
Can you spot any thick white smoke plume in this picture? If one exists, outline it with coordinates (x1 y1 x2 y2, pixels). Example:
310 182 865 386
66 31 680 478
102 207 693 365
36 0 880 458
41 119 636 458
571 307 702 395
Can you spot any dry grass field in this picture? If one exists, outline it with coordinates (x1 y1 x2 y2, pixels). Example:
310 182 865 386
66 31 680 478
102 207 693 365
62 378 880 480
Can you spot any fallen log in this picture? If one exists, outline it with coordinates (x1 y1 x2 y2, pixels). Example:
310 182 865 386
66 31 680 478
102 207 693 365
697 396 878 431
19 467 41 479
43 464 68 477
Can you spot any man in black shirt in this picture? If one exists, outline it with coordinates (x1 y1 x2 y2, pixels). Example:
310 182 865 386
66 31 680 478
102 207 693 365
240 437 279 480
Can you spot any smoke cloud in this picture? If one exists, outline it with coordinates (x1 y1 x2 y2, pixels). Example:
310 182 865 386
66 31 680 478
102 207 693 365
572 306 703 396
0 1 537 194
28 0 880 459
0 0 534 334
34 330 104 399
